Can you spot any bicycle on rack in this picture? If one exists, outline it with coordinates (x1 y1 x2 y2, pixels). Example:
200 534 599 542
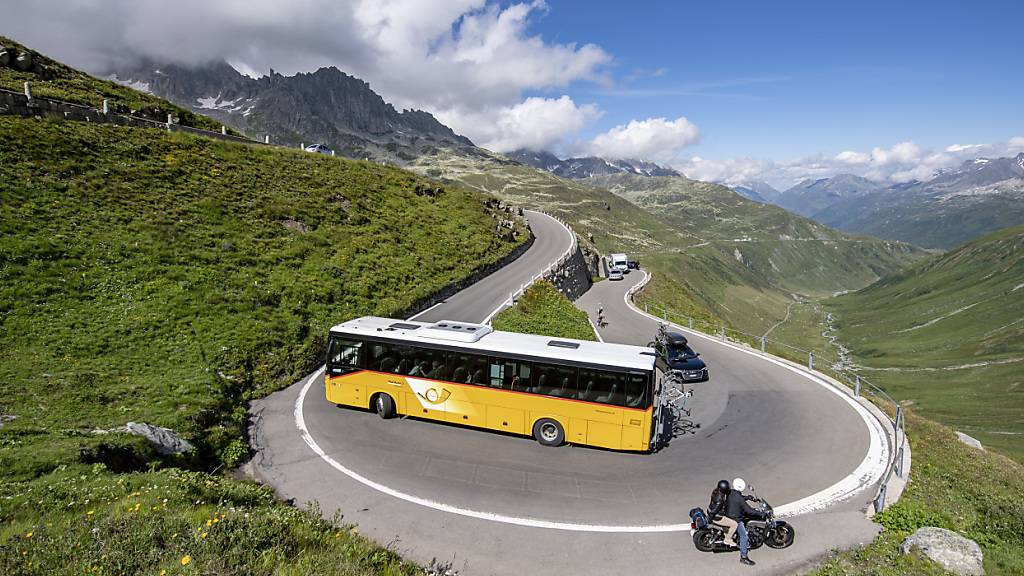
654 371 700 446
647 322 670 349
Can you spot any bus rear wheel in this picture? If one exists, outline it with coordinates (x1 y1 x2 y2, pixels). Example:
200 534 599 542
533 418 565 446
373 393 396 419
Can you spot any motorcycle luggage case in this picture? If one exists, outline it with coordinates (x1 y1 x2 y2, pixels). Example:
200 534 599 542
689 507 708 529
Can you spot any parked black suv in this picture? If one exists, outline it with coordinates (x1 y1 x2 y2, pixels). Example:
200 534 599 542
656 332 709 382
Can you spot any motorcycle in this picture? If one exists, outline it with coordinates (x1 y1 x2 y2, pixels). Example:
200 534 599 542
689 493 796 553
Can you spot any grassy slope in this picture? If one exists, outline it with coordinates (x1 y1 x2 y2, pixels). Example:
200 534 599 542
409 150 680 254
586 173 925 338
813 413 1024 576
409 153 925 340
0 465 422 576
0 113 525 573
0 116 524 478
491 281 596 341
0 35 230 132
828 225 1024 462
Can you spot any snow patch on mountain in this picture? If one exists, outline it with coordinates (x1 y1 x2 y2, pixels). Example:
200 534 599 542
106 74 152 94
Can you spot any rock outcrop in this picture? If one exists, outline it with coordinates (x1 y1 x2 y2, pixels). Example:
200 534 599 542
955 431 984 450
900 527 984 576
124 422 194 455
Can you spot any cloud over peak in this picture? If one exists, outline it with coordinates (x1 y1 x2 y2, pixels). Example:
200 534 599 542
581 116 700 163
676 137 1024 189
4 0 611 153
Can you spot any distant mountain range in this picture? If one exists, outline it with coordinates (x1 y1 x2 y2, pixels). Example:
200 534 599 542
506 149 680 179
730 181 780 203
109 60 475 164
769 154 1024 249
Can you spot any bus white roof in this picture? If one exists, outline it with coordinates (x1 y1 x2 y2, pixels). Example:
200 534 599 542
330 316 656 371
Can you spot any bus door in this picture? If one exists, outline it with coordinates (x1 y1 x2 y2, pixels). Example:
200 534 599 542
326 337 366 407
621 372 651 450
578 368 626 450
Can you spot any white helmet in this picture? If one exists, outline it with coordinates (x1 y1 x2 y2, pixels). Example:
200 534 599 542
732 477 747 492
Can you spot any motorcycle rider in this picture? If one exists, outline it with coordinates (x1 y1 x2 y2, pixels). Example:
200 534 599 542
707 479 738 546
726 477 761 566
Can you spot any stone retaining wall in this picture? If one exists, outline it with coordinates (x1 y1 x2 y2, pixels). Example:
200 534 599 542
546 243 592 301
0 88 257 145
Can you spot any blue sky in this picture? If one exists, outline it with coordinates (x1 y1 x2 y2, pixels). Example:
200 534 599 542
528 0 1023 161
8 0 1023 186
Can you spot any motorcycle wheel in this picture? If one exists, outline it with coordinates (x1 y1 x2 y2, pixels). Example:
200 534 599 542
765 524 796 549
692 529 716 552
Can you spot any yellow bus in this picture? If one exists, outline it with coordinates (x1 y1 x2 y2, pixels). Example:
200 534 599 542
325 316 660 451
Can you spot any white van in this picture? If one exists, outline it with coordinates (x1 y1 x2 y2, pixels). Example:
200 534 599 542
610 253 629 273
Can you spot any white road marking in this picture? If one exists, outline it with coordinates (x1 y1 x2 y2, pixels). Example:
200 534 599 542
623 271 890 516
296 368 692 533
588 319 605 342
294 267 887 532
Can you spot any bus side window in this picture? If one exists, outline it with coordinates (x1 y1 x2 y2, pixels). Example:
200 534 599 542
327 337 363 375
448 353 488 385
409 346 445 379
579 368 625 406
368 342 398 374
488 361 506 388
532 363 577 399
625 372 648 408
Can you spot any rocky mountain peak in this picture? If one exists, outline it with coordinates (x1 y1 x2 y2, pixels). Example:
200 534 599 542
108 59 473 163
506 149 680 179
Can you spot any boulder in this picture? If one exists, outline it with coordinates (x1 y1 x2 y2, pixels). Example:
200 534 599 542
124 422 194 455
900 527 984 576
0 46 10 67
956 431 984 450
13 50 33 71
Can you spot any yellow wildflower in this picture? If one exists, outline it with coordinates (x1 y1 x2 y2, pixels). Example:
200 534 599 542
180 555 192 566
25 531 33 538
201 532 208 539
86 510 94 516
205 519 212 527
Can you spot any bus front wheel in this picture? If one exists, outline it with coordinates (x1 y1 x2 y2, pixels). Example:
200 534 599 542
533 418 565 446
373 393 396 419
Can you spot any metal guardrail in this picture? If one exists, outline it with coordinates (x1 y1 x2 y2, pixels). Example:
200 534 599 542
640 297 907 512
485 212 578 323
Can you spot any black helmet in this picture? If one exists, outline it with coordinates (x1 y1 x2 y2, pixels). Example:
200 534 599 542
717 479 731 493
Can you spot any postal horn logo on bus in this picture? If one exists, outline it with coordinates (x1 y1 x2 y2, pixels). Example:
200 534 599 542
407 378 451 406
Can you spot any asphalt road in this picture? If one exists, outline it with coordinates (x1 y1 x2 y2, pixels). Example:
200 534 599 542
411 210 573 324
249 213 887 575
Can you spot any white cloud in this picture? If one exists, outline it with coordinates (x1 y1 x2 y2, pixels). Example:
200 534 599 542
582 117 700 162
870 141 921 165
946 143 984 153
835 150 870 164
674 137 1024 190
4 0 612 151
446 95 599 152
